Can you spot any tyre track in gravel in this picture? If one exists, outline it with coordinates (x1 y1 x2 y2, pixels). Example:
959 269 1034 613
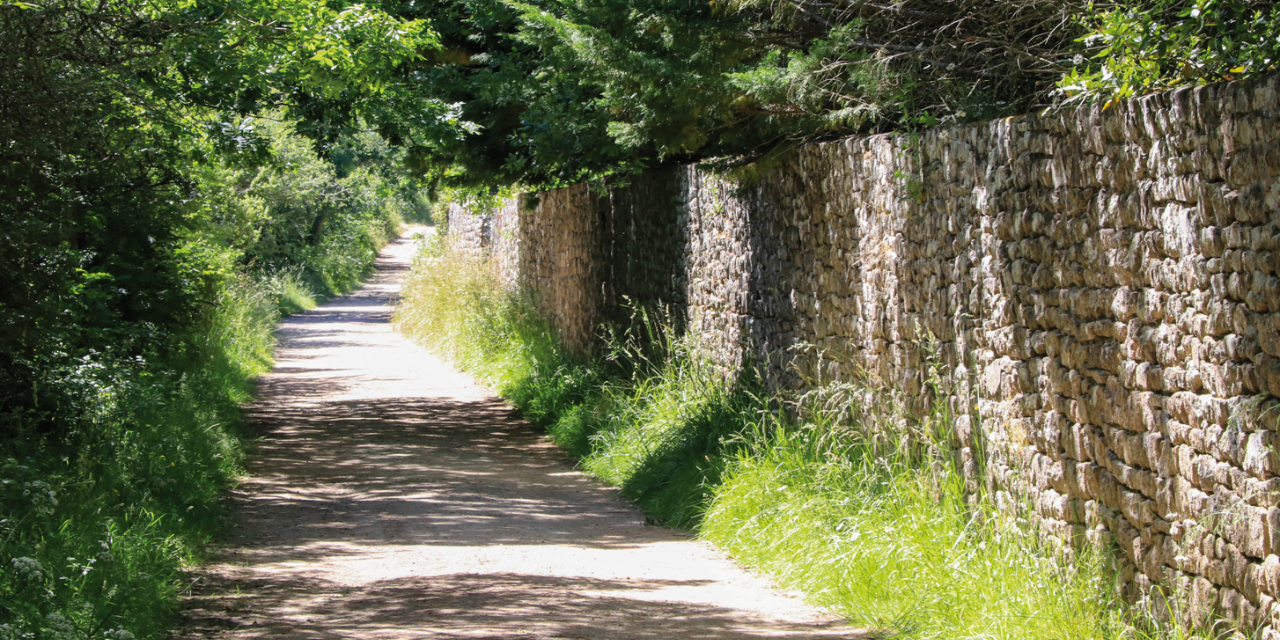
179 228 859 639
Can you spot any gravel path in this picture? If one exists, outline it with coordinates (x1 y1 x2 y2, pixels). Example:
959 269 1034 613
180 229 856 639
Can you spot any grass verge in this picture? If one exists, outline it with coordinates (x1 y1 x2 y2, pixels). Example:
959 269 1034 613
0 248 389 640
701 382 1125 639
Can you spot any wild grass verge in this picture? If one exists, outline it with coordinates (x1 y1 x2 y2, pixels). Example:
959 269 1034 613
396 237 1237 640
702 381 1128 639
0 259 380 639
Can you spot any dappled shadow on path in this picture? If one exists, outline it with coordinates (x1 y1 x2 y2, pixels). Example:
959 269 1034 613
179 231 858 639
237 396 667 553
184 572 852 639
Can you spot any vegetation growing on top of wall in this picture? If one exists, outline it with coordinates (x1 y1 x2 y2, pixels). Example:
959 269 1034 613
394 236 1229 639
370 0 1280 196
1060 0 1279 105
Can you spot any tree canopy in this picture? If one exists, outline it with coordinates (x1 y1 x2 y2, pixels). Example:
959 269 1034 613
3 0 1276 445
1 0 1276 635
0 0 442 427
358 0 1279 193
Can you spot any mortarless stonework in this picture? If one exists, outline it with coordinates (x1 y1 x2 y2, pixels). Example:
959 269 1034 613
445 202 485 257
445 76 1280 633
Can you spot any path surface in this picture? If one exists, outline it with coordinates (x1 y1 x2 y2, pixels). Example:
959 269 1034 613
180 230 855 639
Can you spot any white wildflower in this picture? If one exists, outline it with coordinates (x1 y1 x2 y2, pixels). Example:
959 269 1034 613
0 623 34 640
22 481 57 513
10 557 43 581
41 613 78 640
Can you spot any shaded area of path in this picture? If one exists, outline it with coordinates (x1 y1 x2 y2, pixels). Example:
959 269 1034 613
180 229 857 639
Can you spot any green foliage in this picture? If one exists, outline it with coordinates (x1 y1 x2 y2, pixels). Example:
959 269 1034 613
188 116 413 299
577 319 756 526
378 0 630 192
395 232 566 388
0 0 430 442
0 2 424 635
0 280 270 639
382 0 1276 192
150 0 467 151
508 0 758 158
213 119 407 295
0 147 401 636
702 382 1122 639
330 129 437 224
1059 0 1280 104
378 0 1107 191
0 148 399 637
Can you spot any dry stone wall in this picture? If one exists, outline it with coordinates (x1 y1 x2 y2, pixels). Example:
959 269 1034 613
446 198 524 290
446 75 1280 634
513 185 608 353
445 202 486 257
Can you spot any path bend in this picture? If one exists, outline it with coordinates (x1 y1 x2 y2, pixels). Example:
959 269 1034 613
180 229 856 639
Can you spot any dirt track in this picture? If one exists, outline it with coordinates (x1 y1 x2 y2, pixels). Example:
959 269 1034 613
180 229 856 639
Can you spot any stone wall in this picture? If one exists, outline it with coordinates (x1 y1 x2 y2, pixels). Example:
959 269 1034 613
513 186 608 353
445 202 486 257
444 75 1280 634
446 199 522 289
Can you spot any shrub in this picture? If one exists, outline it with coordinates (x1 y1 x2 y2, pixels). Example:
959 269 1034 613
1059 0 1280 104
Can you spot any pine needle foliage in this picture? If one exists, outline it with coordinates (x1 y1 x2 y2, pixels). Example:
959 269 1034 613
382 0 1279 192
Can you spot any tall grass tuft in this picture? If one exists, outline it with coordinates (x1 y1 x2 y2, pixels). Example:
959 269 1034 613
395 232 565 392
577 315 757 527
700 375 1130 639
396 237 1229 640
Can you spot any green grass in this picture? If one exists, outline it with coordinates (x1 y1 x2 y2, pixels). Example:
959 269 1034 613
576 335 754 527
0 284 271 640
701 389 1124 639
395 238 1246 640
260 267 320 316
0 234 392 640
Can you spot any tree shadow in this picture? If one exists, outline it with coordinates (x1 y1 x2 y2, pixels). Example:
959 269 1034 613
231 396 679 555
180 232 859 639
182 572 861 639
